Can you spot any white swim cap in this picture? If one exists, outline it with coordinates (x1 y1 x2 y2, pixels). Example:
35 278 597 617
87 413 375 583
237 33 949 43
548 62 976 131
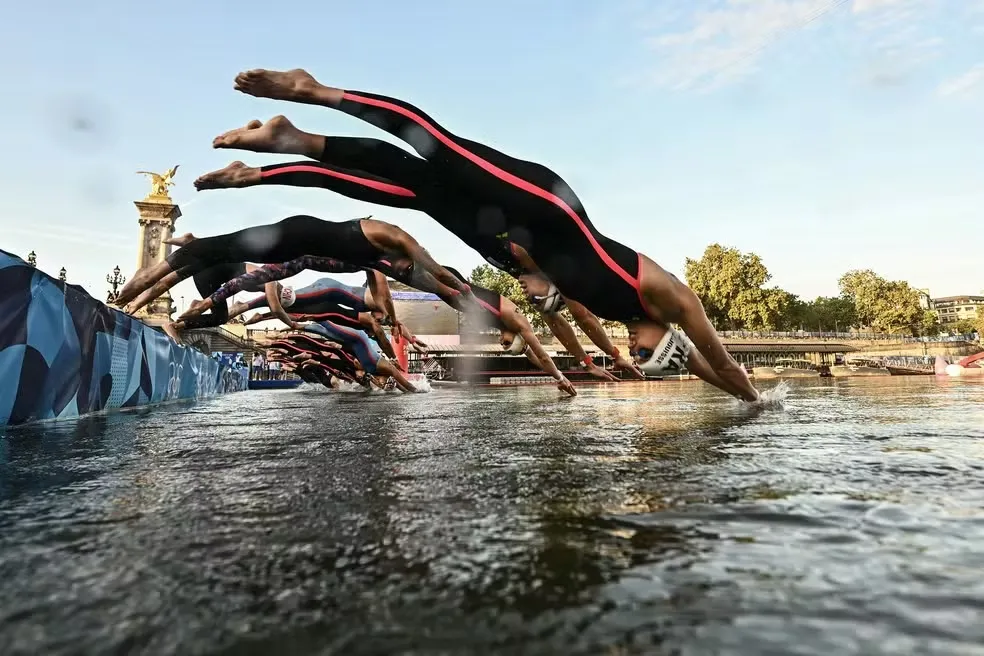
280 285 296 308
505 333 527 355
637 327 692 375
532 283 566 314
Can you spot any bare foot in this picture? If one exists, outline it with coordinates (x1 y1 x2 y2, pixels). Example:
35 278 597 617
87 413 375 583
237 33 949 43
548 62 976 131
164 232 196 247
162 322 183 344
233 69 320 102
194 161 261 191
212 115 308 155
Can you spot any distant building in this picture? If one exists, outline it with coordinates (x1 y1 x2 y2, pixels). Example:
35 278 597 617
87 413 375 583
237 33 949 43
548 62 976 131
388 280 460 336
926 294 984 327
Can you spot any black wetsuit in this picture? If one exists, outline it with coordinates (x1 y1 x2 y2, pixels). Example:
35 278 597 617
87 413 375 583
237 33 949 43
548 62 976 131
444 266 507 331
259 143 529 279
165 216 384 290
181 262 247 329
252 91 650 322
219 255 511 332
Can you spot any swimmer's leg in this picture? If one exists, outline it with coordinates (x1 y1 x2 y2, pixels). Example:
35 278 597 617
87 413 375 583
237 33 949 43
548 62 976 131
195 160 420 211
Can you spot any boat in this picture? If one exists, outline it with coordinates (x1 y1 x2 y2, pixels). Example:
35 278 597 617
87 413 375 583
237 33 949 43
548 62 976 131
752 358 821 379
886 364 935 376
942 351 984 377
830 359 891 377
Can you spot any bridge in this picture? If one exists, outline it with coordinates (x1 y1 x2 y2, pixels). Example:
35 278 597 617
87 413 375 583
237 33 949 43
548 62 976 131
182 326 254 355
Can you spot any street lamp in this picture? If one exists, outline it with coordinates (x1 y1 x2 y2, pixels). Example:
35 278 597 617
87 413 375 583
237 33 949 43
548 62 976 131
27 251 36 267
106 265 126 303
59 267 67 282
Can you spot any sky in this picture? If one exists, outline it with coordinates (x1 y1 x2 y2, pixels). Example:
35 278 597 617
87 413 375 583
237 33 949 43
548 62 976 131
0 0 981 312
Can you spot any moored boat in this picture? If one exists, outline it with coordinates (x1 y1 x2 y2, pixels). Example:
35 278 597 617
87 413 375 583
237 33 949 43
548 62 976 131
752 358 821 379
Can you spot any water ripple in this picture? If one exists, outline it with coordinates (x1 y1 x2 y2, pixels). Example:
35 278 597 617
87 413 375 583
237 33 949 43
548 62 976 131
0 377 982 654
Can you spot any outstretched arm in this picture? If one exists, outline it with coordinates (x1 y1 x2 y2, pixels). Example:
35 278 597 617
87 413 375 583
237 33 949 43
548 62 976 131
386 228 470 295
364 316 398 361
676 294 759 402
365 270 399 327
507 311 576 397
541 310 617 382
565 300 644 379
377 360 419 393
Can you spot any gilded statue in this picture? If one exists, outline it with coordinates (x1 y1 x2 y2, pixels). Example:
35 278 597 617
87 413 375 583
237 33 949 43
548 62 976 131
136 165 180 199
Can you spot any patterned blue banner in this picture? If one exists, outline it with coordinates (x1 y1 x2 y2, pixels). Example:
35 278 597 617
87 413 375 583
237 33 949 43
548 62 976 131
0 250 247 427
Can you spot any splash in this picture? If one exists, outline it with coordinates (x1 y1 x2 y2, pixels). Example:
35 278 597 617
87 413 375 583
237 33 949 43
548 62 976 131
409 375 433 394
751 380 790 409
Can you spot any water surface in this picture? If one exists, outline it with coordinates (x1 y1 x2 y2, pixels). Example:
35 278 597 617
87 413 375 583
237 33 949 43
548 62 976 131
1 377 982 655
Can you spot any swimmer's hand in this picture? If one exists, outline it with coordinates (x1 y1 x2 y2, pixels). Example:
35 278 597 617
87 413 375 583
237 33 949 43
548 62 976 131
556 375 577 397
392 319 406 341
178 297 213 321
614 354 646 380
586 362 618 382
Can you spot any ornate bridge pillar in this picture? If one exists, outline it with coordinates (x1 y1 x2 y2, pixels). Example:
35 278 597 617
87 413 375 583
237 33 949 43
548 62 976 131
133 167 181 326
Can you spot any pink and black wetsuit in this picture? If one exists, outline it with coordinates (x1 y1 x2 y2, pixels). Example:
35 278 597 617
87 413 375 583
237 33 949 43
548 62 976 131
249 91 650 322
164 217 385 289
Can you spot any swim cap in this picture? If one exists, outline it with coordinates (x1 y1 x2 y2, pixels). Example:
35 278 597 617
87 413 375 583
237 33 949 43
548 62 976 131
280 285 296 308
532 283 566 314
505 333 527 355
638 327 692 375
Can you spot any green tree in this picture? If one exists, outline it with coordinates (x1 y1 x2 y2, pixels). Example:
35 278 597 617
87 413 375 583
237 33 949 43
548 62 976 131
950 318 978 336
838 269 925 335
684 244 792 330
468 264 549 332
976 307 984 337
917 311 941 337
809 295 858 332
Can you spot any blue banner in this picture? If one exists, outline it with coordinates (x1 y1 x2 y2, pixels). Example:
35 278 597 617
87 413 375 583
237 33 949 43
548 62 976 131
0 250 247 427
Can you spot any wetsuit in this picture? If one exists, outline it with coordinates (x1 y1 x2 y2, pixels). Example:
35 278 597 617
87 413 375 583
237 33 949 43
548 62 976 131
253 93 650 321
164 216 384 290
244 276 371 315
284 335 362 373
210 255 361 307
258 141 529 278
443 266 507 331
303 320 385 374
220 256 511 331
182 262 247 329
271 338 361 382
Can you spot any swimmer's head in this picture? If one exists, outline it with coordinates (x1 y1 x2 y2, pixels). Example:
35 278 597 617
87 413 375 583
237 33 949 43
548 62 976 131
500 329 527 355
630 324 692 376
279 285 296 308
519 274 565 314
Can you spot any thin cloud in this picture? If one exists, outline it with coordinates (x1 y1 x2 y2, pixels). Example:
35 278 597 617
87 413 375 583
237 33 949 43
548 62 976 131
937 63 984 96
634 0 945 92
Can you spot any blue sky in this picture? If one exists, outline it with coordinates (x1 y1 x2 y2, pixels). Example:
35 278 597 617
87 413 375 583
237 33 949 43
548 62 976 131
1 0 981 311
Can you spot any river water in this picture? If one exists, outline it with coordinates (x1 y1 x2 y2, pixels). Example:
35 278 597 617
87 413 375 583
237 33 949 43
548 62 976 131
0 377 982 655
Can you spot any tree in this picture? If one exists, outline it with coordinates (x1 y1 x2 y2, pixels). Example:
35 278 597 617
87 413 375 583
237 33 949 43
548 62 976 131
684 244 792 330
917 311 941 337
837 270 884 329
976 307 984 338
838 269 925 335
468 264 549 332
951 318 978 336
809 296 858 332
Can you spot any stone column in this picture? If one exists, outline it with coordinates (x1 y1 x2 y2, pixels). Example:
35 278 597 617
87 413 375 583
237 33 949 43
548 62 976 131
132 197 182 326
